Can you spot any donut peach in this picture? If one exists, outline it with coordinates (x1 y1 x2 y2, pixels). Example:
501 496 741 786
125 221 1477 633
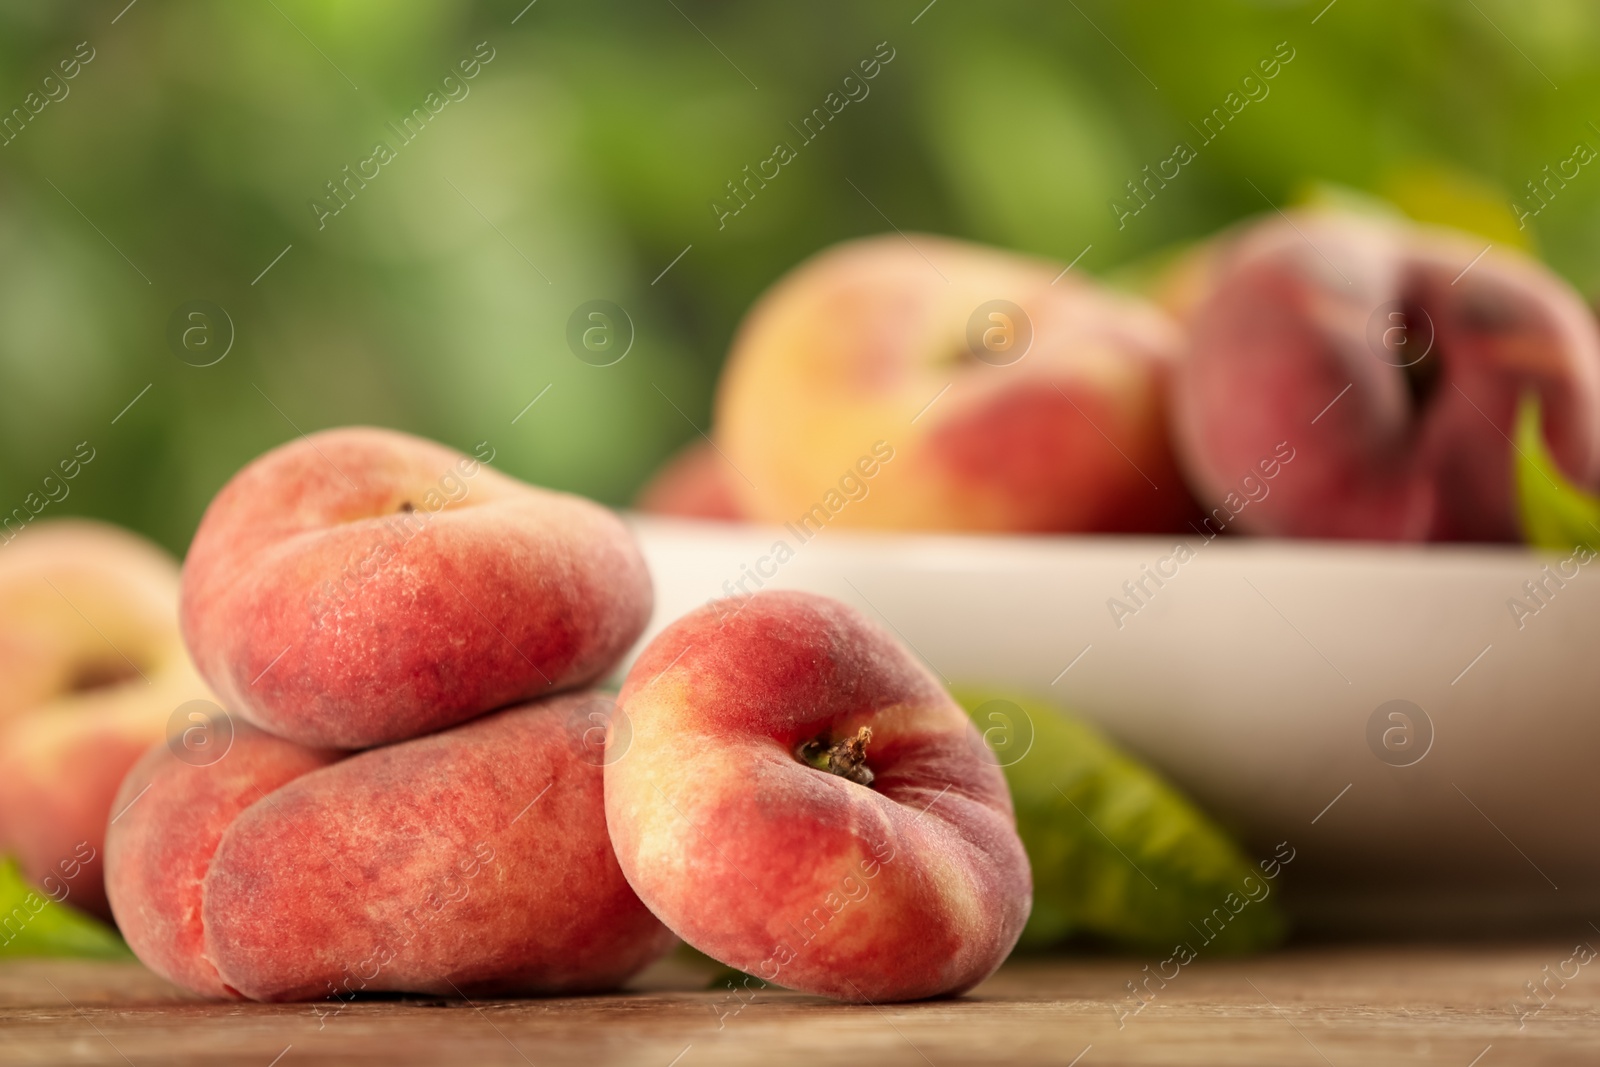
1172 209 1600 541
606 590 1031 1002
716 234 1194 533
105 693 676 1000
180 428 653 748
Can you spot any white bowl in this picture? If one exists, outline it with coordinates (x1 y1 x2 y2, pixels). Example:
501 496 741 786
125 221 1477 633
625 515 1599 935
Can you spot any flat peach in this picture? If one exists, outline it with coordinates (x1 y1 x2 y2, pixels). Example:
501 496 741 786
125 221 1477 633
106 694 675 1001
607 590 1031 1002
104 721 340 996
1172 209 1600 540
716 234 1193 533
181 428 653 748
204 693 676 1000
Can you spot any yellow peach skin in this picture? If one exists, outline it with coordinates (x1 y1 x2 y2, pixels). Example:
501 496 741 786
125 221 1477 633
0 520 212 918
716 234 1196 533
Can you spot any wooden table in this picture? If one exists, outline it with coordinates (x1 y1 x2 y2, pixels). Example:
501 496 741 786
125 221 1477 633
1 944 1595 1065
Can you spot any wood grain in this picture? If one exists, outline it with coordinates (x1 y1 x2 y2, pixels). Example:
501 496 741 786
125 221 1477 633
1 944 1596 1065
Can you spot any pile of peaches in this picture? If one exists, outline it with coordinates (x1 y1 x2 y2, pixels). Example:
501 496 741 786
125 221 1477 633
1 431 1027 1004
3 204 1596 1006
642 207 1600 544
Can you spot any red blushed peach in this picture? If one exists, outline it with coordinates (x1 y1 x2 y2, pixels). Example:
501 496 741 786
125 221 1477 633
606 590 1031 1002
205 692 676 1001
181 427 653 749
0 667 206 920
1172 209 1600 541
105 693 676 1001
0 519 211 918
634 441 744 522
716 234 1194 533
104 722 340 997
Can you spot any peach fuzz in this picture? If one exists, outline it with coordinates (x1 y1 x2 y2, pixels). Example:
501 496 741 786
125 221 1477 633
105 694 676 1001
1172 209 1600 541
606 590 1031 1002
104 721 340 996
715 234 1194 533
0 519 211 918
180 427 653 749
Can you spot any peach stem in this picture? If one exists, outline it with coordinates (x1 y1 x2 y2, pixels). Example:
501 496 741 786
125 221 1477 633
797 726 874 787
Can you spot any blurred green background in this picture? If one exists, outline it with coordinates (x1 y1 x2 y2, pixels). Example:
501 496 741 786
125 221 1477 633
2 0 1597 555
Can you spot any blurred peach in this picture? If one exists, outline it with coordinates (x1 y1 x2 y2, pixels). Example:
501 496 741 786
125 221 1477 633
716 234 1195 533
1171 209 1600 540
634 440 743 521
0 520 211 918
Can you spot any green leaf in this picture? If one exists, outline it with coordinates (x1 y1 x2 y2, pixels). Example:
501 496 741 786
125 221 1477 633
0 856 131 959
956 690 1285 956
1515 393 1600 554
